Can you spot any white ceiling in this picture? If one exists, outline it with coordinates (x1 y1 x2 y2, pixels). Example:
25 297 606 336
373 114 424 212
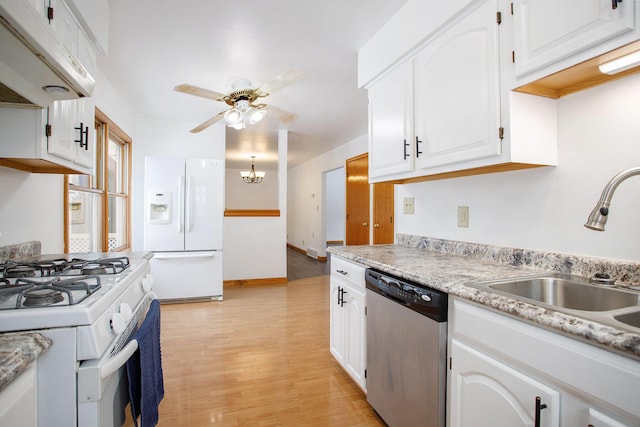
98 0 407 170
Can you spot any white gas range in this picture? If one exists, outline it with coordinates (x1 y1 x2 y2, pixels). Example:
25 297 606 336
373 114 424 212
0 255 155 427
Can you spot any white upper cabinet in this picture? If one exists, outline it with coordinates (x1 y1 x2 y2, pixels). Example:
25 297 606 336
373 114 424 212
48 97 95 169
512 0 639 85
0 98 94 174
368 61 414 180
414 0 502 170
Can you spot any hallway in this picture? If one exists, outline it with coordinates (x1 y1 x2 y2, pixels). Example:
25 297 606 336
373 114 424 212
286 247 330 281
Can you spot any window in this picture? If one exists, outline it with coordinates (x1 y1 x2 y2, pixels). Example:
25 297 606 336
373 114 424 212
65 108 132 253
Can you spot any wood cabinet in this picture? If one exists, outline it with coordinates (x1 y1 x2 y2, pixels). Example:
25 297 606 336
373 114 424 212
512 0 639 85
367 0 557 184
449 298 640 426
0 97 95 174
329 256 367 391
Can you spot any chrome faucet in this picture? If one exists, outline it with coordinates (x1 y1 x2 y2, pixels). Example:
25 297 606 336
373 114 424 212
585 167 640 231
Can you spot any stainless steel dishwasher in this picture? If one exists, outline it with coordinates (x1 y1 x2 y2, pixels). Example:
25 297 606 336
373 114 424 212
365 269 448 427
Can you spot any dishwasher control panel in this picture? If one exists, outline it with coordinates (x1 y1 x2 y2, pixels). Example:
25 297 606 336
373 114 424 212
365 269 448 322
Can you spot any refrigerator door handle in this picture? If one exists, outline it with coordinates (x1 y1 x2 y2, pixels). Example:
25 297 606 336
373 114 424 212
186 175 193 232
177 175 184 233
153 252 217 260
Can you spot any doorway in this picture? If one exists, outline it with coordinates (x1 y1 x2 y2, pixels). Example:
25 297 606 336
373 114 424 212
345 153 395 245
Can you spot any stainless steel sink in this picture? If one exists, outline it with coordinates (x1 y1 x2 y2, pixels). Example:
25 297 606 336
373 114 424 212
615 310 640 328
488 277 640 312
466 274 640 334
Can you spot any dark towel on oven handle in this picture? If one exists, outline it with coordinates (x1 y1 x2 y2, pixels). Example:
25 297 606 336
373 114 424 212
127 299 164 427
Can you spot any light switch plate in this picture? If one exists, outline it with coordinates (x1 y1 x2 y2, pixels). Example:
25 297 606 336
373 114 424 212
458 206 469 227
403 197 414 214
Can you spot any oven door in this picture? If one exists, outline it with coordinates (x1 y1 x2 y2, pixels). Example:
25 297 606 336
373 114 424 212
77 294 155 427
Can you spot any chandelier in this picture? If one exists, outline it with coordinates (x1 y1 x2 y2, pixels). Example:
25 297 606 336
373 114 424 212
224 99 268 130
241 156 265 184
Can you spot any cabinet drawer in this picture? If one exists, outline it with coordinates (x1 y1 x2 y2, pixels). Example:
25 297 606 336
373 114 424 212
330 256 365 290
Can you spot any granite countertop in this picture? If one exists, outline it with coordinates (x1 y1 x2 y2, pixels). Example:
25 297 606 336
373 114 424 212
328 235 640 360
0 332 52 391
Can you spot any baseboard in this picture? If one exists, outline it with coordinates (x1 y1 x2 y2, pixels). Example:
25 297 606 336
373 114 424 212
287 243 327 262
326 240 344 246
287 243 307 255
224 277 288 286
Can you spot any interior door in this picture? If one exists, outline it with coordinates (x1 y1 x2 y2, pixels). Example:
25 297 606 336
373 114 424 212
373 183 394 244
345 153 370 245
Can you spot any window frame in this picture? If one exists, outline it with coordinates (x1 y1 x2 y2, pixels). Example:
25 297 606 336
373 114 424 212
64 107 132 253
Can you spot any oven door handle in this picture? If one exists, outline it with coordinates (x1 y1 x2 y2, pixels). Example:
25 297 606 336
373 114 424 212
100 339 138 379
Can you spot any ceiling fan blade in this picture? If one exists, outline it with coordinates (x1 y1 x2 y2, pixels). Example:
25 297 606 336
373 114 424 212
268 105 297 123
190 112 225 133
261 68 305 94
175 84 226 101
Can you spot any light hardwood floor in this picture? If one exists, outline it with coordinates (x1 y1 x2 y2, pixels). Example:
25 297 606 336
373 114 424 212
137 276 383 426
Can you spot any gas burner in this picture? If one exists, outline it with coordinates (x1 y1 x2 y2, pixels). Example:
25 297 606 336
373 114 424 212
66 256 130 276
23 288 65 307
1 259 70 279
5 265 36 278
10 276 102 308
81 264 107 275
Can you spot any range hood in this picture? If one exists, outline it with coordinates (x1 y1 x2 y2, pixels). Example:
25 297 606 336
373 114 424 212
0 0 95 108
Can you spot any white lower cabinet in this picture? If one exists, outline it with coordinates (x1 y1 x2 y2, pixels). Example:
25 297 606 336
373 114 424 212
329 256 367 391
0 364 37 427
449 338 560 427
449 298 640 426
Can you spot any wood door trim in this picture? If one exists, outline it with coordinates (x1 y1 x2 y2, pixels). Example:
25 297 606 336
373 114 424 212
224 209 281 217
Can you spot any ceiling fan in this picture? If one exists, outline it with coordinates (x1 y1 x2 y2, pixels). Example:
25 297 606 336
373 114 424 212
174 68 304 133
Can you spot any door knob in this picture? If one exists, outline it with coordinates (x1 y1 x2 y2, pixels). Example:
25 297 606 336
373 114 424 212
374 223 380 228
362 222 368 226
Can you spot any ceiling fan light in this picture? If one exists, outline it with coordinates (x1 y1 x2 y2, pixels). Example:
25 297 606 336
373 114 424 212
248 106 268 124
224 108 242 124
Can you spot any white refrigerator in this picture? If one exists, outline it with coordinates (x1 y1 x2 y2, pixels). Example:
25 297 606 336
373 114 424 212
143 157 224 301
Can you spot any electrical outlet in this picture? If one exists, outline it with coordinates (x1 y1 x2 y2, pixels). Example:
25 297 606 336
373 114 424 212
403 197 415 214
458 206 469 227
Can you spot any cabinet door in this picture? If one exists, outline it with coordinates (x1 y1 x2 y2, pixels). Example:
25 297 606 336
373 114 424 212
74 97 94 168
329 278 347 366
513 0 636 78
368 61 414 180
587 408 630 427
414 0 502 170
449 339 560 427
47 99 77 161
344 284 366 390
49 0 79 56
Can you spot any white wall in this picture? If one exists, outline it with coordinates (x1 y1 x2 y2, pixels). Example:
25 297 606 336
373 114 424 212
224 129 288 281
396 73 640 262
287 135 368 257
225 167 278 209
0 168 63 253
